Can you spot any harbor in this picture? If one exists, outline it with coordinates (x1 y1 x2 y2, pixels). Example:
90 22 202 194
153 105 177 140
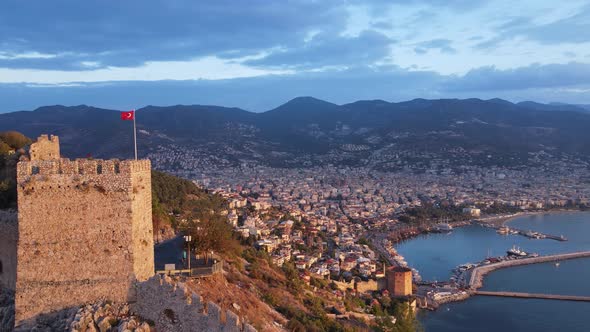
413 250 590 310
468 251 590 290
406 211 590 332
392 212 590 312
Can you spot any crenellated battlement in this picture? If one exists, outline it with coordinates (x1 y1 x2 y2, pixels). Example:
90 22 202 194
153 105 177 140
17 158 151 179
29 134 60 161
133 275 256 332
35 134 59 143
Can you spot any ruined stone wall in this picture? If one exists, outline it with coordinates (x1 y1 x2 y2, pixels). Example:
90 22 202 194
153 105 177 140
15 158 154 326
331 278 386 293
0 210 18 290
29 134 60 161
332 279 355 291
355 278 387 293
133 275 256 332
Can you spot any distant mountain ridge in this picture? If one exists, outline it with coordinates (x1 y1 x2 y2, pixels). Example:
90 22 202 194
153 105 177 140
1 97 590 170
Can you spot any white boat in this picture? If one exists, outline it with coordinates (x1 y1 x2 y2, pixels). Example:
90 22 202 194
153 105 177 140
434 223 453 232
507 245 527 257
497 226 509 235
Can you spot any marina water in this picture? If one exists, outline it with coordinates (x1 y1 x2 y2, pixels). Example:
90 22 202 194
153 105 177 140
394 212 590 332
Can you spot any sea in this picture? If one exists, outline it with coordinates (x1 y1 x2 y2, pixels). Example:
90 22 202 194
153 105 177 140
394 211 590 332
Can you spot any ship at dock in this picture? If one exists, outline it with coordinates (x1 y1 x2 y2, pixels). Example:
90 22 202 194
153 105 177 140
507 245 527 257
497 226 509 235
433 223 453 233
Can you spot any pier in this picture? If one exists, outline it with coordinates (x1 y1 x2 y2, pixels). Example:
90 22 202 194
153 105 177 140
511 226 567 241
484 223 568 241
469 251 590 290
474 291 590 302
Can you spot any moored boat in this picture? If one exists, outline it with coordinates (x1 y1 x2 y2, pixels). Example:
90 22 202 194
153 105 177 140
507 245 527 256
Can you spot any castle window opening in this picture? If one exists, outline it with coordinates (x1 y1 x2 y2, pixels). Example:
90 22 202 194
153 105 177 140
32 166 40 175
97 164 103 174
0 260 3 274
114 163 120 174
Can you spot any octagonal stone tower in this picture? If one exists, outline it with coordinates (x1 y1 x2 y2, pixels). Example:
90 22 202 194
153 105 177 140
14 135 154 326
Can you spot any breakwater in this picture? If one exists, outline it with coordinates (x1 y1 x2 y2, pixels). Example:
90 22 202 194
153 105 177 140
469 251 590 290
474 291 590 302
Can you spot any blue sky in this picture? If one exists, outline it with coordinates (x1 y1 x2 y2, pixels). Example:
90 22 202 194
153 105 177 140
1 0 589 112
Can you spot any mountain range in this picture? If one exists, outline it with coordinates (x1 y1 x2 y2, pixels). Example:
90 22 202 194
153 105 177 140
2 97 590 170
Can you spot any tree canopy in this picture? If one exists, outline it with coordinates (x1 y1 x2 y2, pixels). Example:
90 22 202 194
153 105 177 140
0 131 31 151
0 131 30 209
151 170 241 259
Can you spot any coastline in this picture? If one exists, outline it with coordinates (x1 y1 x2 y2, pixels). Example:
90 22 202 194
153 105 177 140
388 209 582 248
388 220 473 246
478 208 585 228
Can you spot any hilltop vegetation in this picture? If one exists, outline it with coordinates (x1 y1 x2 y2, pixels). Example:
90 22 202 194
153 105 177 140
151 170 242 258
151 170 209 214
0 131 30 209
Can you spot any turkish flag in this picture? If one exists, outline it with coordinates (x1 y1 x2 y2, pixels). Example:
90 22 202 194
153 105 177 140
121 110 135 120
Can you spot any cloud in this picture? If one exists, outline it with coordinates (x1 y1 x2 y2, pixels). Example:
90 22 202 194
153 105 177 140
444 62 590 91
371 21 394 30
523 7 590 44
0 56 290 84
414 39 456 54
0 0 494 72
0 0 588 104
244 30 395 69
0 0 348 70
476 5 590 49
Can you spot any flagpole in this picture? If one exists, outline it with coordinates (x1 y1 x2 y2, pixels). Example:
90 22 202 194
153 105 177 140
133 109 138 160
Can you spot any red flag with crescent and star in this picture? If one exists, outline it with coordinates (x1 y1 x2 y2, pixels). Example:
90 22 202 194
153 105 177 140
120 110 135 120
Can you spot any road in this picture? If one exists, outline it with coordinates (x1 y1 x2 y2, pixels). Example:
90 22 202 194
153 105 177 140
154 235 185 271
154 235 212 271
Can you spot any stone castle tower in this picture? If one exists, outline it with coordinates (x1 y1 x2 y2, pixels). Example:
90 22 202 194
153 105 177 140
14 135 154 325
386 266 413 297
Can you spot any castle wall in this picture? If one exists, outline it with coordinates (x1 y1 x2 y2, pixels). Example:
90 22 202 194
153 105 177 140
133 275 256 332
130 163 155 281
14 158 154 325
331 278 387 293
355 278 387 293
332 279 355 292
28 134 60 161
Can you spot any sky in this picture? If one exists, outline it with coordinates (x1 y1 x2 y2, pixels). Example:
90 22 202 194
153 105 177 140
1 0 589 112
